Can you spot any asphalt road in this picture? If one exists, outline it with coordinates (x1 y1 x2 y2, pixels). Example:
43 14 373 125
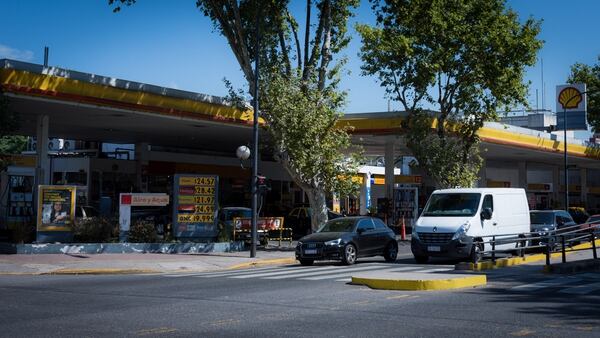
1 255 599 337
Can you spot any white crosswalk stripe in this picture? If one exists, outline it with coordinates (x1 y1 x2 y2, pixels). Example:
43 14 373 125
158 263 456 283
265 265 385 280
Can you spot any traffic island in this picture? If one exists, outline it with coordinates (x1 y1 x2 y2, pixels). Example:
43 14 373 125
351 272 487 291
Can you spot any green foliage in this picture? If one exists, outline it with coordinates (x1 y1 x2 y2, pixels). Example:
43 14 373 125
262 71 361 198
110 1 362 228
128 220 158 243
72 217 118 243
0 91 24 170
358 0 542 188
568 56 600 132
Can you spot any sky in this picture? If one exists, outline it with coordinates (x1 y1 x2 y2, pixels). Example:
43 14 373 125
1 0 599 114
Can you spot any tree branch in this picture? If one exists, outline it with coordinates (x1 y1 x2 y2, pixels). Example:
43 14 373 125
304 0 326 81
287 11 303 70
317 0 332 91
303 0 311 75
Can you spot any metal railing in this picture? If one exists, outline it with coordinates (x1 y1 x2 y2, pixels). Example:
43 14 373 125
475 220 600 265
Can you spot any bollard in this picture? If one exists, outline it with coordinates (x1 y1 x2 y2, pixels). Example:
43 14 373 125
545 242 550 266
520 236 525 258
401 217 406 241
561 235 566 263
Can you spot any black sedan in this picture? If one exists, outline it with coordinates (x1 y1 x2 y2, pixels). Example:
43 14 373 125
295 216 398 265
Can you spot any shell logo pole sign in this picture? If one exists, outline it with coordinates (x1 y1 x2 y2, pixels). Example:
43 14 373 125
556 83 587 130
556 83 587 209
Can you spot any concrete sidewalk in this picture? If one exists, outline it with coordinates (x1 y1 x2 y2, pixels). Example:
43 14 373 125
0 250 296 275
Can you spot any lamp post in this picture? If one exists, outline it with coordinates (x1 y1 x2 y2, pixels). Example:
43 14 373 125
249 6 261 258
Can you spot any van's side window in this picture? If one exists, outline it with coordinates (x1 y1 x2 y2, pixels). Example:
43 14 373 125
482 195 493 212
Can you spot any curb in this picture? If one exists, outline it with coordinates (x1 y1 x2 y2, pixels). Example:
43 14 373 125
351 274 487 291
543 258 600 274
227 257 297 270
457 239 600 271
44 268 160 275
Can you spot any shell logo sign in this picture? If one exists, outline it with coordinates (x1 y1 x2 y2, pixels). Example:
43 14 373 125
556 83 587 130
558 87 583 109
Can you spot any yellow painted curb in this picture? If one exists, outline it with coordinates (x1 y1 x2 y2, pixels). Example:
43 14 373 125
0 272 40 276
465 239 600 271
351 274 487 291
45 268 159 275
227 257 296 270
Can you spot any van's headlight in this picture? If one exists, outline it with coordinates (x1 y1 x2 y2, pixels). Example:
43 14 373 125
325 238 342 246
274 219 281 228
452 222 471 241
412 227 420 240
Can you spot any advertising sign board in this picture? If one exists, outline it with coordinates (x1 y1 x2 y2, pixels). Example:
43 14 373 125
173 174 219 239
37 185 76 232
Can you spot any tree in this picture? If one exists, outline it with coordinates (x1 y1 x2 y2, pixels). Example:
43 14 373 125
110 0 362 230
568 56 600 133
0 91 25 171
357 0 542 188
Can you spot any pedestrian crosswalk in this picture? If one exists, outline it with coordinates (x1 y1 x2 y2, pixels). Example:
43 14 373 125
510 273 600 295
159 263 454 283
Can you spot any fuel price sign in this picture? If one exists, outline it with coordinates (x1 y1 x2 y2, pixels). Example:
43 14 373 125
173 174 219 239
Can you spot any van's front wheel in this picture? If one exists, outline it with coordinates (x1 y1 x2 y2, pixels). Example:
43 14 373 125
470 242 483 263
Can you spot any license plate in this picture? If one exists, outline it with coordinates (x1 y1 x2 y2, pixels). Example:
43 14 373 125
428 246 441 252
304 249 317 255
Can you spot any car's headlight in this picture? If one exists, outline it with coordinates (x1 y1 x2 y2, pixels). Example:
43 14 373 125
452 222 471 241
325 238 342 246
274 219 281 228
296 241 303 248
235 220 242 229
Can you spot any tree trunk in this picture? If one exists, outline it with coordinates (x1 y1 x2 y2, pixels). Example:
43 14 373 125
306 187 328 232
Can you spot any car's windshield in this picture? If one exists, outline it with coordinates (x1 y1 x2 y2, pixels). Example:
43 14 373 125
587 215 600 224
318 218 356 233
226 209 252 220
422 193 481 217
530 212 554 224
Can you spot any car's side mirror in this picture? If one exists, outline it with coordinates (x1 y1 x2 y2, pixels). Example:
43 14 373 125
481 208 492 220
357 228 365 235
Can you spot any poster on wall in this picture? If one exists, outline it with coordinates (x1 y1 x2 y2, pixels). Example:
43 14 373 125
37 185 76 231
173 174 219 239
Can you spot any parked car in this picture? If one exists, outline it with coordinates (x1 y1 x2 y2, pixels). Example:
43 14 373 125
217 207 252 241
577 214 600 234
411 188 530 263
530 210 577 247
287 206 343 238
295 216 398 266
75 205 99 221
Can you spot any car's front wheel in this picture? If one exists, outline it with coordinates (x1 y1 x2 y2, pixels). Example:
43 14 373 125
414 255 429 264
341 243 357 265
383 242 398 262
299 259 314 266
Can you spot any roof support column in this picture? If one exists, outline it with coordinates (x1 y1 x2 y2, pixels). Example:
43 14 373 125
385 140 395 200
518 161 527 189
35 115 50 186
552 166 560 209
135 142 149 193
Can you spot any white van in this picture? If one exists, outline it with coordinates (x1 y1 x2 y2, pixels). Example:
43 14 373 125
411 188 530 263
